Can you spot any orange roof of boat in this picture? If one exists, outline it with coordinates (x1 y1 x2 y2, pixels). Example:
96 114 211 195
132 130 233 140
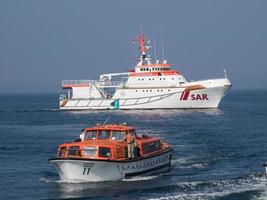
84 124 135 131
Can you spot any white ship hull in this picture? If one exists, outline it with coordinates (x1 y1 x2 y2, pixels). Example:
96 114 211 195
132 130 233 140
60 78 231 110
49 151 171 182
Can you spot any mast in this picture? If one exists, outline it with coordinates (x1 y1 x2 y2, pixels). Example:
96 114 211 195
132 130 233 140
136 31 151 65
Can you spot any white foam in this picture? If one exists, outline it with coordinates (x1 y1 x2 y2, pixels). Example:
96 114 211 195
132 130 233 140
147 175 267 200
123 175 158 182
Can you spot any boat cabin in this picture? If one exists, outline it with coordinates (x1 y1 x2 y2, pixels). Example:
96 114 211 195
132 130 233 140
56 124 171 161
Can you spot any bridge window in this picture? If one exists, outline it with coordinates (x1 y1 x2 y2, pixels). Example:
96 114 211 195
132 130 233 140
85 131 97 140
98 130 111 140
111 131 125 141
99 147 112 158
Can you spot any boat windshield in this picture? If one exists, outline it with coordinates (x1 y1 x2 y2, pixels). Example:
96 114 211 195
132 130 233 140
111 131 125 141
85 131 97 140
98 130 111 140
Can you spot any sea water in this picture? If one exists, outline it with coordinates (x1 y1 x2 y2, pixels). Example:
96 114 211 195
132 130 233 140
0 90 267 200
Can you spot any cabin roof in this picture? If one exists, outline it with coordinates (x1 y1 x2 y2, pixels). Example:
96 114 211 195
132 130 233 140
84 124 135 132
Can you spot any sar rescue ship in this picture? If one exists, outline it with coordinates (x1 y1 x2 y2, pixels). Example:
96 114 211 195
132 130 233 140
59 32 232 110
49 124 172 182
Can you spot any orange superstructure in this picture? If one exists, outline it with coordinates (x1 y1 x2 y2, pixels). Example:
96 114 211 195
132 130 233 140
55 124 171 161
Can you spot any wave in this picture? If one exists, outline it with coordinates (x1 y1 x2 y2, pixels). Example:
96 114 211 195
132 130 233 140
145 173 267 200
123 175 159 182
39 177 93 184
171 158 208 169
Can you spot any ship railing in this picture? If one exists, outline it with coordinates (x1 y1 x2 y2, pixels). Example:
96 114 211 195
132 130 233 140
62 79 127 89
62 79 125 87
98 80 124 87
62 80 99 87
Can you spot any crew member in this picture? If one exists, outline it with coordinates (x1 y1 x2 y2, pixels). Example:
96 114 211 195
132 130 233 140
79 129 86 141
125 132 135 159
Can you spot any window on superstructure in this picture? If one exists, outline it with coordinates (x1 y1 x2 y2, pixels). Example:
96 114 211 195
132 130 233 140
111 131 125 141
83 146 97 156
68 146 80 156
143 141 161 154
98 147 112 158
58 147 67 158
97 130 111 140
146 68 149 71
85 131 97 140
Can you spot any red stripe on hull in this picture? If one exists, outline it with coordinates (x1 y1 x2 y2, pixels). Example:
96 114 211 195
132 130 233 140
182 91 190 100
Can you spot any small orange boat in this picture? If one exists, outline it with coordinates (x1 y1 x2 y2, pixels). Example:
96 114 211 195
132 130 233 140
49 123 172 182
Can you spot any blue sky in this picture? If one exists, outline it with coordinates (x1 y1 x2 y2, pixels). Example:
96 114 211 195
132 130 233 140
0 0 267 93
